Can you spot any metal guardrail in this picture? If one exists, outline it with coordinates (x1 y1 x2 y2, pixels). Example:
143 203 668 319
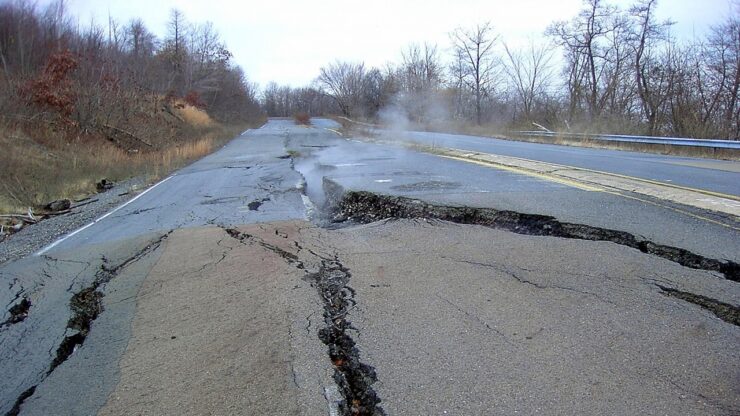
516 131 740 149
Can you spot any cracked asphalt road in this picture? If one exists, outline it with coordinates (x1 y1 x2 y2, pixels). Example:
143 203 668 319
0 119 738 415
331 220 739 414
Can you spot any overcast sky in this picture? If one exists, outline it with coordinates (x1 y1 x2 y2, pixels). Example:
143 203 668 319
54 0 736 88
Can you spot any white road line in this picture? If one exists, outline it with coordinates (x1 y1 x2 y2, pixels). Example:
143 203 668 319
36 175 175 256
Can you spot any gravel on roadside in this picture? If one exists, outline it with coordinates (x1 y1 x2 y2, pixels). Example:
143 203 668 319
0 176 152 265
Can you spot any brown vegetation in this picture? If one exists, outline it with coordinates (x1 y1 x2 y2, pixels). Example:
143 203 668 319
0 121 248 215
293 112 311 125
0 3 265 215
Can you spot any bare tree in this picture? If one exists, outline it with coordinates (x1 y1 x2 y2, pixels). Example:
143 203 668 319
400 43 442 93
187 21 232 97
317 61 367 117
398 43 443 122
629 0 673 134
125 18 157 59
704 15 740 138
547 0 627 121
447 48 469 120
502 40 555 123
163 9 189 92
451 22 499 124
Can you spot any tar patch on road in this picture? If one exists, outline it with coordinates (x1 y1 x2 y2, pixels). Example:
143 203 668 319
1 298 31 328
247 198 270 211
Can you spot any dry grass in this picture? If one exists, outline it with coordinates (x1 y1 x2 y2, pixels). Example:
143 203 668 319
294 112 311 125
0 122 252 214
176 103 215 127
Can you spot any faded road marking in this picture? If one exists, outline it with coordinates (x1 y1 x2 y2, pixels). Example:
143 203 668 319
440 154 604 192
36 175 175 255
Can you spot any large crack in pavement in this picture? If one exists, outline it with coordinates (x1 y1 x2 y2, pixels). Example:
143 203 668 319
332 190 740 328
310 260 385 416
284 144 385 415
49 288 102 372
656 284 740 326
224 226 384 416
335 191 740 282
224 228 305 269
5 232 170 416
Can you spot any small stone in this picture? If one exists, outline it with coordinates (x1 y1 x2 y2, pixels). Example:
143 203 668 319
45 199 71 212
96 179 115 192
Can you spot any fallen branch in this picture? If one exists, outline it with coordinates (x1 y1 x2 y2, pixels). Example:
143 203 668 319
100 124 153 147
161 104 184 122
44 209 71 216
71 198 98 209
532 122 552 133
0 214 37 223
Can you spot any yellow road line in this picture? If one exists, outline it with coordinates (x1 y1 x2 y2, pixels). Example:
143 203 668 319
456 149 740 202
440 154 604 192
438 151 740 231
358 137 739 229
598 189 740 231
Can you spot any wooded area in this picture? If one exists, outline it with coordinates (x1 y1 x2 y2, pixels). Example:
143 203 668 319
0 1 263 214
265 0 739 140
0 1 262 143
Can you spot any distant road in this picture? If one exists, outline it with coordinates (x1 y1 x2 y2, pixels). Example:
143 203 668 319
516 130 740 149
387 129 740 196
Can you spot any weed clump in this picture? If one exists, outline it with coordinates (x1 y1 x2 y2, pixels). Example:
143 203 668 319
294 112 311 125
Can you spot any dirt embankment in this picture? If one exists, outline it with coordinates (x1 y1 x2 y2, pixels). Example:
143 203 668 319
0 101 264 240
